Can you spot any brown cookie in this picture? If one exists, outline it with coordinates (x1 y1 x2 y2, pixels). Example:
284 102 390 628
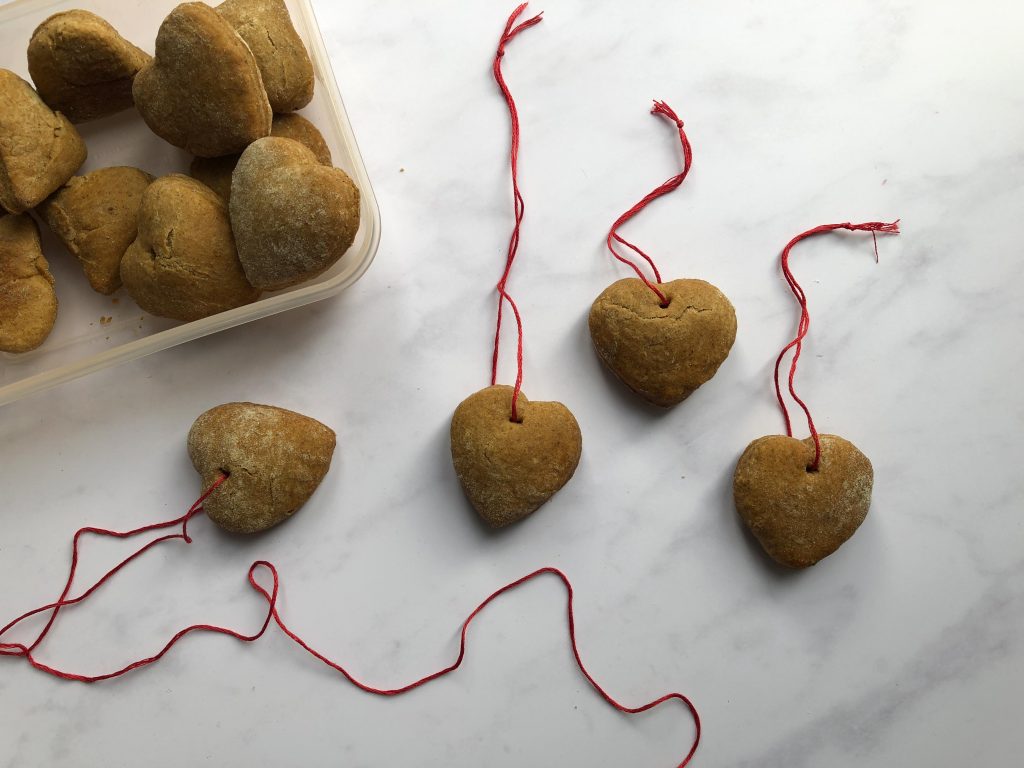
589 277 737 407
230 136 359 290
0 214 58 353
733 434 874 568
268 113 332 164
450 385 582 528
0 69 87 214
188 402 336 534
38 167 154 294
217 0 314 113
27 10 151 123
132 3 272 157
189 113 332 201
120 174 260 321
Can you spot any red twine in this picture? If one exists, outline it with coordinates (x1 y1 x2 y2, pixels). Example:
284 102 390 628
0 474 231 680
0 478 701 767
607 100 694 307
490 3 542 422
773 221 900 471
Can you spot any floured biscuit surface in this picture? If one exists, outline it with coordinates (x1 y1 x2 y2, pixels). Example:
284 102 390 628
217 0 314 113
120 174 259 321
230 136 359 290
0 69 87 214
733 434 874 568
39 166 154 294
188 401 336 533
450 385 582 528
0 214 58 353
132 3 272 157
190 113 332 201
589 277 737 407
28 10 151 123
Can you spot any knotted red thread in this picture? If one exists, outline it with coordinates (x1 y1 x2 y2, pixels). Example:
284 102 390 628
490 3 542 422
0 480 701 767
607 100 694 307
774 221 900 471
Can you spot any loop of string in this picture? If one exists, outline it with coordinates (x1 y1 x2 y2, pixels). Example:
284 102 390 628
0 477 700 767
0 474 233 680
490 3 542 423
606 100 694 307
774 220 900 471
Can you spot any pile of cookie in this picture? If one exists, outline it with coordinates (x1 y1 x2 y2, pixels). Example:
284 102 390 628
0 1 361 354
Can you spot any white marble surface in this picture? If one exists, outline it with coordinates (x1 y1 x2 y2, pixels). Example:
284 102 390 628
2 0 1023 765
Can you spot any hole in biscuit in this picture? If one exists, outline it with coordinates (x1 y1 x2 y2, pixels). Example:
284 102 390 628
659 299 671 309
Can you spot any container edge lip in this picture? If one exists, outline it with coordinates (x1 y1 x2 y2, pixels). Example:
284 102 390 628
0 0 382 408
0 203 382 408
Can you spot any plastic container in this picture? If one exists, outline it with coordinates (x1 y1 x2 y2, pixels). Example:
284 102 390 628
0 0 380 406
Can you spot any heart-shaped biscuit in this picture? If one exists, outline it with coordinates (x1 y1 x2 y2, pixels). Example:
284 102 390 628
132 3 272 157
39 166 154 294
0 69 87 214
28 10 151 123
733 434 873 568
589 277 737 407
188 402 336 534
120 174 260 321
190 113 332 202
0 214 58 353
450 385 582 528
230 136 360 290
217 0 314 113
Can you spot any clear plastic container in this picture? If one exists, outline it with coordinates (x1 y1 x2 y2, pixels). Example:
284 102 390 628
0 0 380 406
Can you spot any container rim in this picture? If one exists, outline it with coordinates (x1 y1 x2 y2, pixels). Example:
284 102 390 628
0 0 382 407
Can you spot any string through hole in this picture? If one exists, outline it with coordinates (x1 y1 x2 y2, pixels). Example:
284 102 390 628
773 221 899 473
605 100 692 306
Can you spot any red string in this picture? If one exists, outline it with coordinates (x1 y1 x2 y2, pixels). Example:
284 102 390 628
606 100 694 307
263 564 701 766
0 479 701 767
773 220 900 471
0 475 242 681
490 3 542 422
